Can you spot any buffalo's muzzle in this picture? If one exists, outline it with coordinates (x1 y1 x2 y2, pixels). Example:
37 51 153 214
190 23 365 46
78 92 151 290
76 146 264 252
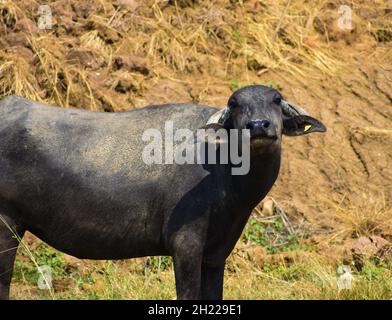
246 119 278 140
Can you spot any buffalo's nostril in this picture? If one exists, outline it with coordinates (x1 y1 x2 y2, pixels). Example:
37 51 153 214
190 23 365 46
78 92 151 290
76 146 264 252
246 121 255 130
260 119 270 128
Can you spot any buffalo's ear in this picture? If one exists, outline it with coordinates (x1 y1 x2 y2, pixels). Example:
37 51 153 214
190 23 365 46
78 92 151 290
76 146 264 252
283 115 327 136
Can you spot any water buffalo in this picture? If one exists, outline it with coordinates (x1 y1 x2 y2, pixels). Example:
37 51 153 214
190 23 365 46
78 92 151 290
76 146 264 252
0 85 326 299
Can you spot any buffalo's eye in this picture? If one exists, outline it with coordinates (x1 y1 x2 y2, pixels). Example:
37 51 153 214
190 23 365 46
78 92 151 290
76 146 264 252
273 96 282 105
228 96 238 109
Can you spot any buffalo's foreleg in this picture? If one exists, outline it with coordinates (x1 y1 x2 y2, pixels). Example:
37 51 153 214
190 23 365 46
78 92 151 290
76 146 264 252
0 214 24 300
200 262 225 300
172 231 204 300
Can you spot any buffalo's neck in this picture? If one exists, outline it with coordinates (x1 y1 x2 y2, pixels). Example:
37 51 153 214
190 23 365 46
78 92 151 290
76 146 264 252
204 148 281 259
231 148 281 211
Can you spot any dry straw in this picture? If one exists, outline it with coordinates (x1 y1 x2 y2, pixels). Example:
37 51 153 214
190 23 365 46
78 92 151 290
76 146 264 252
0 0 348 110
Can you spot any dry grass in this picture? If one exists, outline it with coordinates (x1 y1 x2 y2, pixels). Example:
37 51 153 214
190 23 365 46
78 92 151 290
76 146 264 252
0 0 352 109
325 193 392 241
0 0 22 27
9 238 392 300
0 51 41 100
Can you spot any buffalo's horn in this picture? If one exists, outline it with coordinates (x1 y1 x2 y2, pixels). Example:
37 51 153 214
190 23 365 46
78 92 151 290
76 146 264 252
206 108 230 125
281 100 309 117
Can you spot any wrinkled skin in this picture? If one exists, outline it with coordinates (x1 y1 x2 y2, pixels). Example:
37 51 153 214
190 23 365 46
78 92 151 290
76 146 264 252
0 85 326 300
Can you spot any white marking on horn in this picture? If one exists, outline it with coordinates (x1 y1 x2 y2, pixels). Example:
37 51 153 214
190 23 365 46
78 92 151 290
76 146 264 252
206 108 228 125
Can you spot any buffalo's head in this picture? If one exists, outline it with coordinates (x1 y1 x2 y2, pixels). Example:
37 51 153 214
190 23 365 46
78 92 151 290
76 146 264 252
204 85 326 153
